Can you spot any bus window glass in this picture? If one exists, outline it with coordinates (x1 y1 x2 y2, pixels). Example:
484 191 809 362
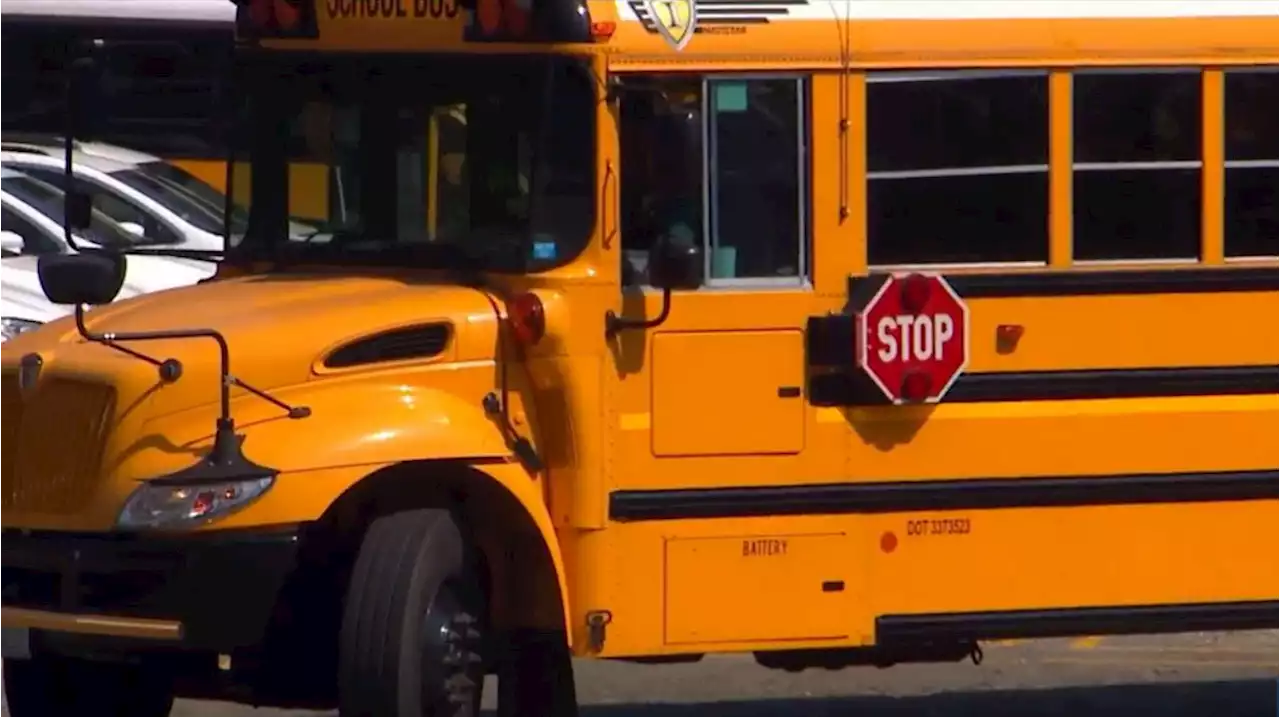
866 72 1049 266
619 75 808 286
1224 68 1278 259
708 77 807 282
1072 70 1202 261
229 55 593 271
619 76 704 288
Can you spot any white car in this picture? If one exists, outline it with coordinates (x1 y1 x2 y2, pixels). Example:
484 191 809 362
1 138 238 251
1 168 217 341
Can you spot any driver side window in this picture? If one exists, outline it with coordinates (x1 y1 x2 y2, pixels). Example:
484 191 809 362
619 74 810 288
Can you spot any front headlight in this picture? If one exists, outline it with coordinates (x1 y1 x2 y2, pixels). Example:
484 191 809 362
1 317 42 342
116 477 275 529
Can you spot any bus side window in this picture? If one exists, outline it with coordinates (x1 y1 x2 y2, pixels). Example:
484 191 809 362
706 77 807 283
618 75 809 287
618 76 704 288
866 71 1050 266
1224 67 1278 259
1072 70 1202 261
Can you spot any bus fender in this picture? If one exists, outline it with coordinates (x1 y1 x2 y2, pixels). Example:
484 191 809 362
136 383 573 639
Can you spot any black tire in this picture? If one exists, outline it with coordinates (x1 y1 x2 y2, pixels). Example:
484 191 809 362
338 508 488 717
3 655 174 717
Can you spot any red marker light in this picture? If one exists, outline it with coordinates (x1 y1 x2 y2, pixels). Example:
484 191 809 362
477 0 502 34
900 273 932 314
900 371 933 403
509 292 545 347
245 0 301 32
272 0 301 30
590 21 617 41
504 0 531 36
880 531 898 553
248 0 274 28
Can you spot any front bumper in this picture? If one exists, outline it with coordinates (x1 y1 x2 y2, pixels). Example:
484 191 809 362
2 524 301 654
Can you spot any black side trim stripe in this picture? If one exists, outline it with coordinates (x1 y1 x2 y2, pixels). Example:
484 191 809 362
945 365 1279 403
876 601 1279 644
608 470 1279 522
808 365 1278 406
873 266 1279 299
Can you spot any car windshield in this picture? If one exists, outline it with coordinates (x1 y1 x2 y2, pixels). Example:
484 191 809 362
109 166 240 236
230 54 595 271
0 173 151 250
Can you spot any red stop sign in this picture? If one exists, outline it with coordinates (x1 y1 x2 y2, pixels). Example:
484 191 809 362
855 273 970 405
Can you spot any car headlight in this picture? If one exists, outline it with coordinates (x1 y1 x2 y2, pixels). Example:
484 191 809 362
116 477 274 529
1 317 42 342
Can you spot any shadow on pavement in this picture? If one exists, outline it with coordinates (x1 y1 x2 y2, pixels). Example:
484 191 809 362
556 679 1279 717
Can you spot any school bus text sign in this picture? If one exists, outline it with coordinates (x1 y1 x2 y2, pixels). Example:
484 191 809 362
854 273 970 405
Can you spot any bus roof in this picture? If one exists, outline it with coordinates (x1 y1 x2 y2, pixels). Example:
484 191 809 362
265 0 1277 67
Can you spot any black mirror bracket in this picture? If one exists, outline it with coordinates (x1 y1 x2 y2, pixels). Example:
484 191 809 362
74 305 184 384
604 286 673 340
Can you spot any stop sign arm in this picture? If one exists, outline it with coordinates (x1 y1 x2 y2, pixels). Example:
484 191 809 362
806 272 971 406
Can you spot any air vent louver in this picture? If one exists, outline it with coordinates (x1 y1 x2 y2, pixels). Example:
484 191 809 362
323 324 450 369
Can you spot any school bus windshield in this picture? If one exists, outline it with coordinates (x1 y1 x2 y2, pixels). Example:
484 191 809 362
228 53 595 272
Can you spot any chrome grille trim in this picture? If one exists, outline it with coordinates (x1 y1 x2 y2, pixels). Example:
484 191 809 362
2 375 116 514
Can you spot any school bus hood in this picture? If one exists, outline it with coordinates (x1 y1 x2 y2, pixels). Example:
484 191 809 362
0 272 501 419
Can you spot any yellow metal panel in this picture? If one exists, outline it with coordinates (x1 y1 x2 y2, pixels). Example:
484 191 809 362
651 330 805 457
664 534 850 644
864 500 1278 616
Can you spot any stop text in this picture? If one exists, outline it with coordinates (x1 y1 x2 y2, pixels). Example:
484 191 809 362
876 314 956 363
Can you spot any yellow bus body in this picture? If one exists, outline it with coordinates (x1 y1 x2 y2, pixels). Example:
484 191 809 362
2 0 1277 691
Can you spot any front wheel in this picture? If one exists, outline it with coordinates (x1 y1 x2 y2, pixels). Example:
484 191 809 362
3 655 174 717
338 508 488 717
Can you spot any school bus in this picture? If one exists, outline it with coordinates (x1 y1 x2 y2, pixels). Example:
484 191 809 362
2 0 1277 715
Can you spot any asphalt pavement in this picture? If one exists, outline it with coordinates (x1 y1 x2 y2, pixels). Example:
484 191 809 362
3 630 1277 716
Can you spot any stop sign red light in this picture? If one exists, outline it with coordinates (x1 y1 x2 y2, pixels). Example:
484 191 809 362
854 273 970 405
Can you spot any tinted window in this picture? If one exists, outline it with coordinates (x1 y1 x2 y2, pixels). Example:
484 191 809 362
231 55 595 272
1224 68 1278 258
866 72 1049 265
618 75 809 286
1072 70 1202 260
708 78 806 281
618 75 703 287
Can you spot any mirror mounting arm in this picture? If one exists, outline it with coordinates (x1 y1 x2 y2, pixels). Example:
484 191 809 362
71 304 312 423
74 305 183 383
604 286 673 339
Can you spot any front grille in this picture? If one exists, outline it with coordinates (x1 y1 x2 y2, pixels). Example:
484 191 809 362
1 375 116 514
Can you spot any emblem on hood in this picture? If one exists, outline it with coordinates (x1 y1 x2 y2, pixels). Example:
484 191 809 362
18 352 43 397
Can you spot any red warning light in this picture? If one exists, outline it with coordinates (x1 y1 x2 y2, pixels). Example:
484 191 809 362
899 273 933 314
509 292 546 347
900 370 933 403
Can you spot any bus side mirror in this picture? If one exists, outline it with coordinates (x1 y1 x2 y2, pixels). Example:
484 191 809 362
37 250 127 306
605 236 702 340
648 236 702 291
